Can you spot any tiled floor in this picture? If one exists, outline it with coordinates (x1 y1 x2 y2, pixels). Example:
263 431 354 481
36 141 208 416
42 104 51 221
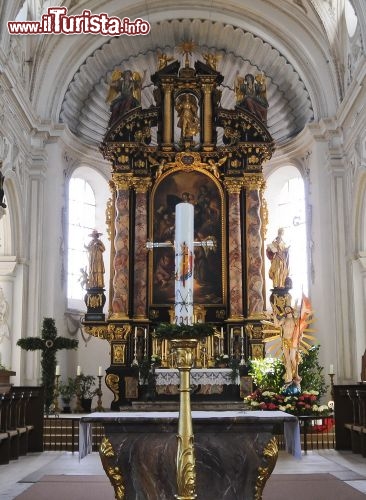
0 449 366 499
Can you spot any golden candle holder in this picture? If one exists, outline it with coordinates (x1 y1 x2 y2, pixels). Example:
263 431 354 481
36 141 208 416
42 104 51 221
52 374 61 415
170 337 198 500
94 375 105 412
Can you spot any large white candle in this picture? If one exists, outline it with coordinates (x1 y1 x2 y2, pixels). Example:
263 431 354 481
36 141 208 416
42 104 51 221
329 364 334 375
55 365 60 376
174 203 194 325
77 365 81 376
98 366 103 376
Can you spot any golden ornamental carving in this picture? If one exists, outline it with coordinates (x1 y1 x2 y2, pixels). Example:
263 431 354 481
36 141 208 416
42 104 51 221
131 177 152 193
100 437 125 500
261 195 269 239
105 197 113 241
224 178 243 194
245 323 264 340
254 437 278 500
111 173 133 190
108 323 131 340
174 151 202 169
87 294 104 308
82 323 131 342
105 373 120 402
251 343 264 358
112 343 126 364
242 174 266 191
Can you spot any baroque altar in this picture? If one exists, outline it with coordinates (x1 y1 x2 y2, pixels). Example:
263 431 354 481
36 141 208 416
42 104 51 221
81 45 275 406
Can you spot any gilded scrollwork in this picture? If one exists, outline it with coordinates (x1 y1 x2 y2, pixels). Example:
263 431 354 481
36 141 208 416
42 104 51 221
82 323 131 342
105 197 113 241
254 437 278 500
100 437 125 500
105 373 120 402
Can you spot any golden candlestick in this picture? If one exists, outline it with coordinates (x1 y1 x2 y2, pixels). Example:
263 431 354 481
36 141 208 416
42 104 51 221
171 338 198 500
94 375 105 412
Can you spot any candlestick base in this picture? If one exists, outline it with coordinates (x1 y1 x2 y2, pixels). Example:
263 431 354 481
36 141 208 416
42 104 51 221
93 375 105 412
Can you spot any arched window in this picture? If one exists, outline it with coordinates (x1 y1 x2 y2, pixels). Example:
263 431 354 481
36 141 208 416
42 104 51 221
66 167 110 312
67 177 96 303
345 0 358 38
265 166 308 306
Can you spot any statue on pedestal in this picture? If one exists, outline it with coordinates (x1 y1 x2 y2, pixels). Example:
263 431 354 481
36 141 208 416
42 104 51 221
85 230 106 289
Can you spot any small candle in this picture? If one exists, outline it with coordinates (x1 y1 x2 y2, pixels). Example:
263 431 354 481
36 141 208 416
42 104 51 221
77 365 81 376
98 366 102 377
329 364 334 375
55 365 60 376
241 326 244 337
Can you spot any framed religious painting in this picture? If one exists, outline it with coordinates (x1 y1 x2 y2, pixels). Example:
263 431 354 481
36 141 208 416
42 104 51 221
149 166 226 322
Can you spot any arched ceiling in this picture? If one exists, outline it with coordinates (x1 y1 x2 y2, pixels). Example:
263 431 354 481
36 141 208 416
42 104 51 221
59 18 315 147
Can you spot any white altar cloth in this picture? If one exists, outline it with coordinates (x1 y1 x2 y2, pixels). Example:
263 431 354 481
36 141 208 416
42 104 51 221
79 410 301 460
155 368 239 385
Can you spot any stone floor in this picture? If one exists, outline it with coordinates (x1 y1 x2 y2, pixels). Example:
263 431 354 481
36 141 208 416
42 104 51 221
0 449 366 499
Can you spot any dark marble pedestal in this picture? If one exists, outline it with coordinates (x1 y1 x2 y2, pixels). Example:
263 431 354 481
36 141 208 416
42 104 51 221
80 410 300 500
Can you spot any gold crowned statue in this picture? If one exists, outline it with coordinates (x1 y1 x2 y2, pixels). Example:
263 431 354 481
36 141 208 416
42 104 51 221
175 93 200 139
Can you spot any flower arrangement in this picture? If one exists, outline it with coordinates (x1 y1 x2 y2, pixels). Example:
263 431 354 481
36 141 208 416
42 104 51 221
151 354 161 365
244 389 331 416
215 354 229 366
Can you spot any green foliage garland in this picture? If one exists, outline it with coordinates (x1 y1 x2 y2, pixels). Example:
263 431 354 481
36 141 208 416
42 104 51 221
154 322 215 340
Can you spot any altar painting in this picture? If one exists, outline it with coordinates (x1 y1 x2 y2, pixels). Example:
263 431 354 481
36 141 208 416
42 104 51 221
151 169 223 305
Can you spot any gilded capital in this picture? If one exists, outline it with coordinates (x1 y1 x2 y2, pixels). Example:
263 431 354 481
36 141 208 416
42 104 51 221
131 177 152 193
224 177 243 194
111 173 133 190
242 173 266 191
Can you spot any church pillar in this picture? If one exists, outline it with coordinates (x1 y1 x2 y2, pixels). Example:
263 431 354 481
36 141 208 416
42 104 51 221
162 83 173 148
131 177 151 320
110 173 132 320
224 178 244 320
243 173 266 316
202 83 213 148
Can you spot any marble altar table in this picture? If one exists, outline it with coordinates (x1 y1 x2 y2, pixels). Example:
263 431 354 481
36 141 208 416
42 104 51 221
80 410 300 500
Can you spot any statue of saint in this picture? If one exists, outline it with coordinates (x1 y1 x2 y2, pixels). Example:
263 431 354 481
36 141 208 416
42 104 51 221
85 230 105 289
175 93 199 139
157 52 174 70
234 72 268 122
106 69 143 124
266 228 290 288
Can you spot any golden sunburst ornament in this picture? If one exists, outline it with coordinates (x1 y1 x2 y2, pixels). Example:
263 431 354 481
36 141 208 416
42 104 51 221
177 40 198 67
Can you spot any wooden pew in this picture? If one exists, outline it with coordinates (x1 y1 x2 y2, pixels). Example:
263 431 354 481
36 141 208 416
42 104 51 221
0 385 44 464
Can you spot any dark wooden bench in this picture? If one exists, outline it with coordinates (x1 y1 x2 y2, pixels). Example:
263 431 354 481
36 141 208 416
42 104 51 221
0 385 44 464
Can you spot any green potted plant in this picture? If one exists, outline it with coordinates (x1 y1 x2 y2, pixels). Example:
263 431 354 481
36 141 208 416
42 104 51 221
76 374 97 412
59 377 77 413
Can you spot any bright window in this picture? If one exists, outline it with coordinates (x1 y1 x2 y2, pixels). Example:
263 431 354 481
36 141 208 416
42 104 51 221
67 177 96 301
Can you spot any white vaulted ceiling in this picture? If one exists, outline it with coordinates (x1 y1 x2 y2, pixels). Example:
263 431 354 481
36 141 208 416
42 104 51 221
59 18 315 147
